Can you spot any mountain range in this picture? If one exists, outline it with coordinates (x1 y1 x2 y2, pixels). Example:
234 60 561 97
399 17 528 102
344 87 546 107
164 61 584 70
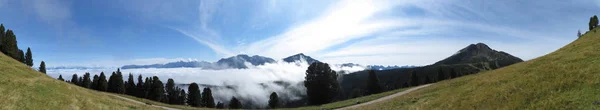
120 53 413 70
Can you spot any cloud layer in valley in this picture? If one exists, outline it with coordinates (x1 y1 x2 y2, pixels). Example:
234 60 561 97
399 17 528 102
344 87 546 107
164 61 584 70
47 60 365 107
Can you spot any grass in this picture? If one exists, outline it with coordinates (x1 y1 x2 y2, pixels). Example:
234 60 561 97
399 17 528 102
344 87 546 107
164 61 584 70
288 87 410 110
0 53 159 110
116 94 211 110
352 29 600 109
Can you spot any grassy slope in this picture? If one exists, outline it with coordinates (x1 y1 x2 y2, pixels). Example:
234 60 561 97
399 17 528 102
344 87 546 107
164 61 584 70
0 53 158 110
354 30 600 109
289 87 410 110
116 94 213 110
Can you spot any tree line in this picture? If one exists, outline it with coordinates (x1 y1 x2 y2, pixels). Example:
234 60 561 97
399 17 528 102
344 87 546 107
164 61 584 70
304 62 466 105
0 24 46 74
57 68 282 109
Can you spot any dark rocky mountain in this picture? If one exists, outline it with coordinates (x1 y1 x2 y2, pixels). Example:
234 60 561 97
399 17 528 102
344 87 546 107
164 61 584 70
216 54 276 69
282 53 320 65
338 43 524 101
434 43 523 65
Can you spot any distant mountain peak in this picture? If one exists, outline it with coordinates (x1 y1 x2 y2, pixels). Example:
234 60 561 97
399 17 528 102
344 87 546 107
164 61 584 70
283 53 320 64
216 54 276 68
435 43 523 65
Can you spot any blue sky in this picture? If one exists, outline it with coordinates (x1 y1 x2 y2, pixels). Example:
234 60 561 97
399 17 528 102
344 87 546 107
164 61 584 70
1 0 598 67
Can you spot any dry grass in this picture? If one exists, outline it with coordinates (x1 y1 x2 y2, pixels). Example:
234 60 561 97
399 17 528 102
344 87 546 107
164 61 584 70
352 29 600 109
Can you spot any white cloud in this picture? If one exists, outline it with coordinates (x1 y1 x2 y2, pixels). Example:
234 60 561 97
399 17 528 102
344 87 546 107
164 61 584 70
246 0 402 59
31 0 71 25
47 60 365 107
48 57 189 68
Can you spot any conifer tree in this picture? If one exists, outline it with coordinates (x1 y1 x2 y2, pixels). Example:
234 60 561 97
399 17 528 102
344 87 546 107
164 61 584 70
57 75 64 81
38 61 46 74
450 68 458 79
424 75 431 84
71 74 79 85
366 70 382 95
178 89 187 105
136 75 144 98
0 24 4 51
268 92 279 109
115 69 125 94
18 49 24 63
2 30 18 60
25 47 32 67
166 78 181 104
91 75 99 90
98 72 108 91
77 77 83 87
304 62 340 105
126 73 136 96
143 77 152 98
149 76 165 101
228 97 242 109
409 70 419 86
437 68 445 82
82 73 91 88
202 87 215 107
187 82 202 107
216 102 224 109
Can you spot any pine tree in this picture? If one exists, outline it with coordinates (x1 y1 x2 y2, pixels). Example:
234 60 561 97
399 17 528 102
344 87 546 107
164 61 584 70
591 16 596 31
437 68 445 82
149 76 165 101
108 72 116 93
126 73 136 96
304 62 340 105
25 47 33 67
18 49 24 63
201 87 215 107
116 69 125 94
424 75 431 84
592 15 598 28
187 82 202 107
2 30 19 60
0 24 4 52
268 92 279 109
136 75 144 98
91 75 99 90
98 72 108 91
178 89 187 105
216 102 224 109
78 77 84 87
166 78 176 104
409 70 419 86
228 97 242 109
366 70 382 95
450 68 458 79
71 74 79 85
57 75 64 81
143 77 152 98
82 73 91 88
38 61 46 74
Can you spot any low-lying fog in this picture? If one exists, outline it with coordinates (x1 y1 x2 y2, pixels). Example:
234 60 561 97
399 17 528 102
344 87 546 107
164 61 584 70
46 61 365 107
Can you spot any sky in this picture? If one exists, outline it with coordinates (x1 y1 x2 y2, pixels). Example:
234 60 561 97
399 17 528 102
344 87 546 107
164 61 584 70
1 0 599 67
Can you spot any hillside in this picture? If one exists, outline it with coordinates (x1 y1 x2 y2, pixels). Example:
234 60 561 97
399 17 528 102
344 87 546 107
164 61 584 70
352 30 600 109
0 53 157 109
339 43 522 100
